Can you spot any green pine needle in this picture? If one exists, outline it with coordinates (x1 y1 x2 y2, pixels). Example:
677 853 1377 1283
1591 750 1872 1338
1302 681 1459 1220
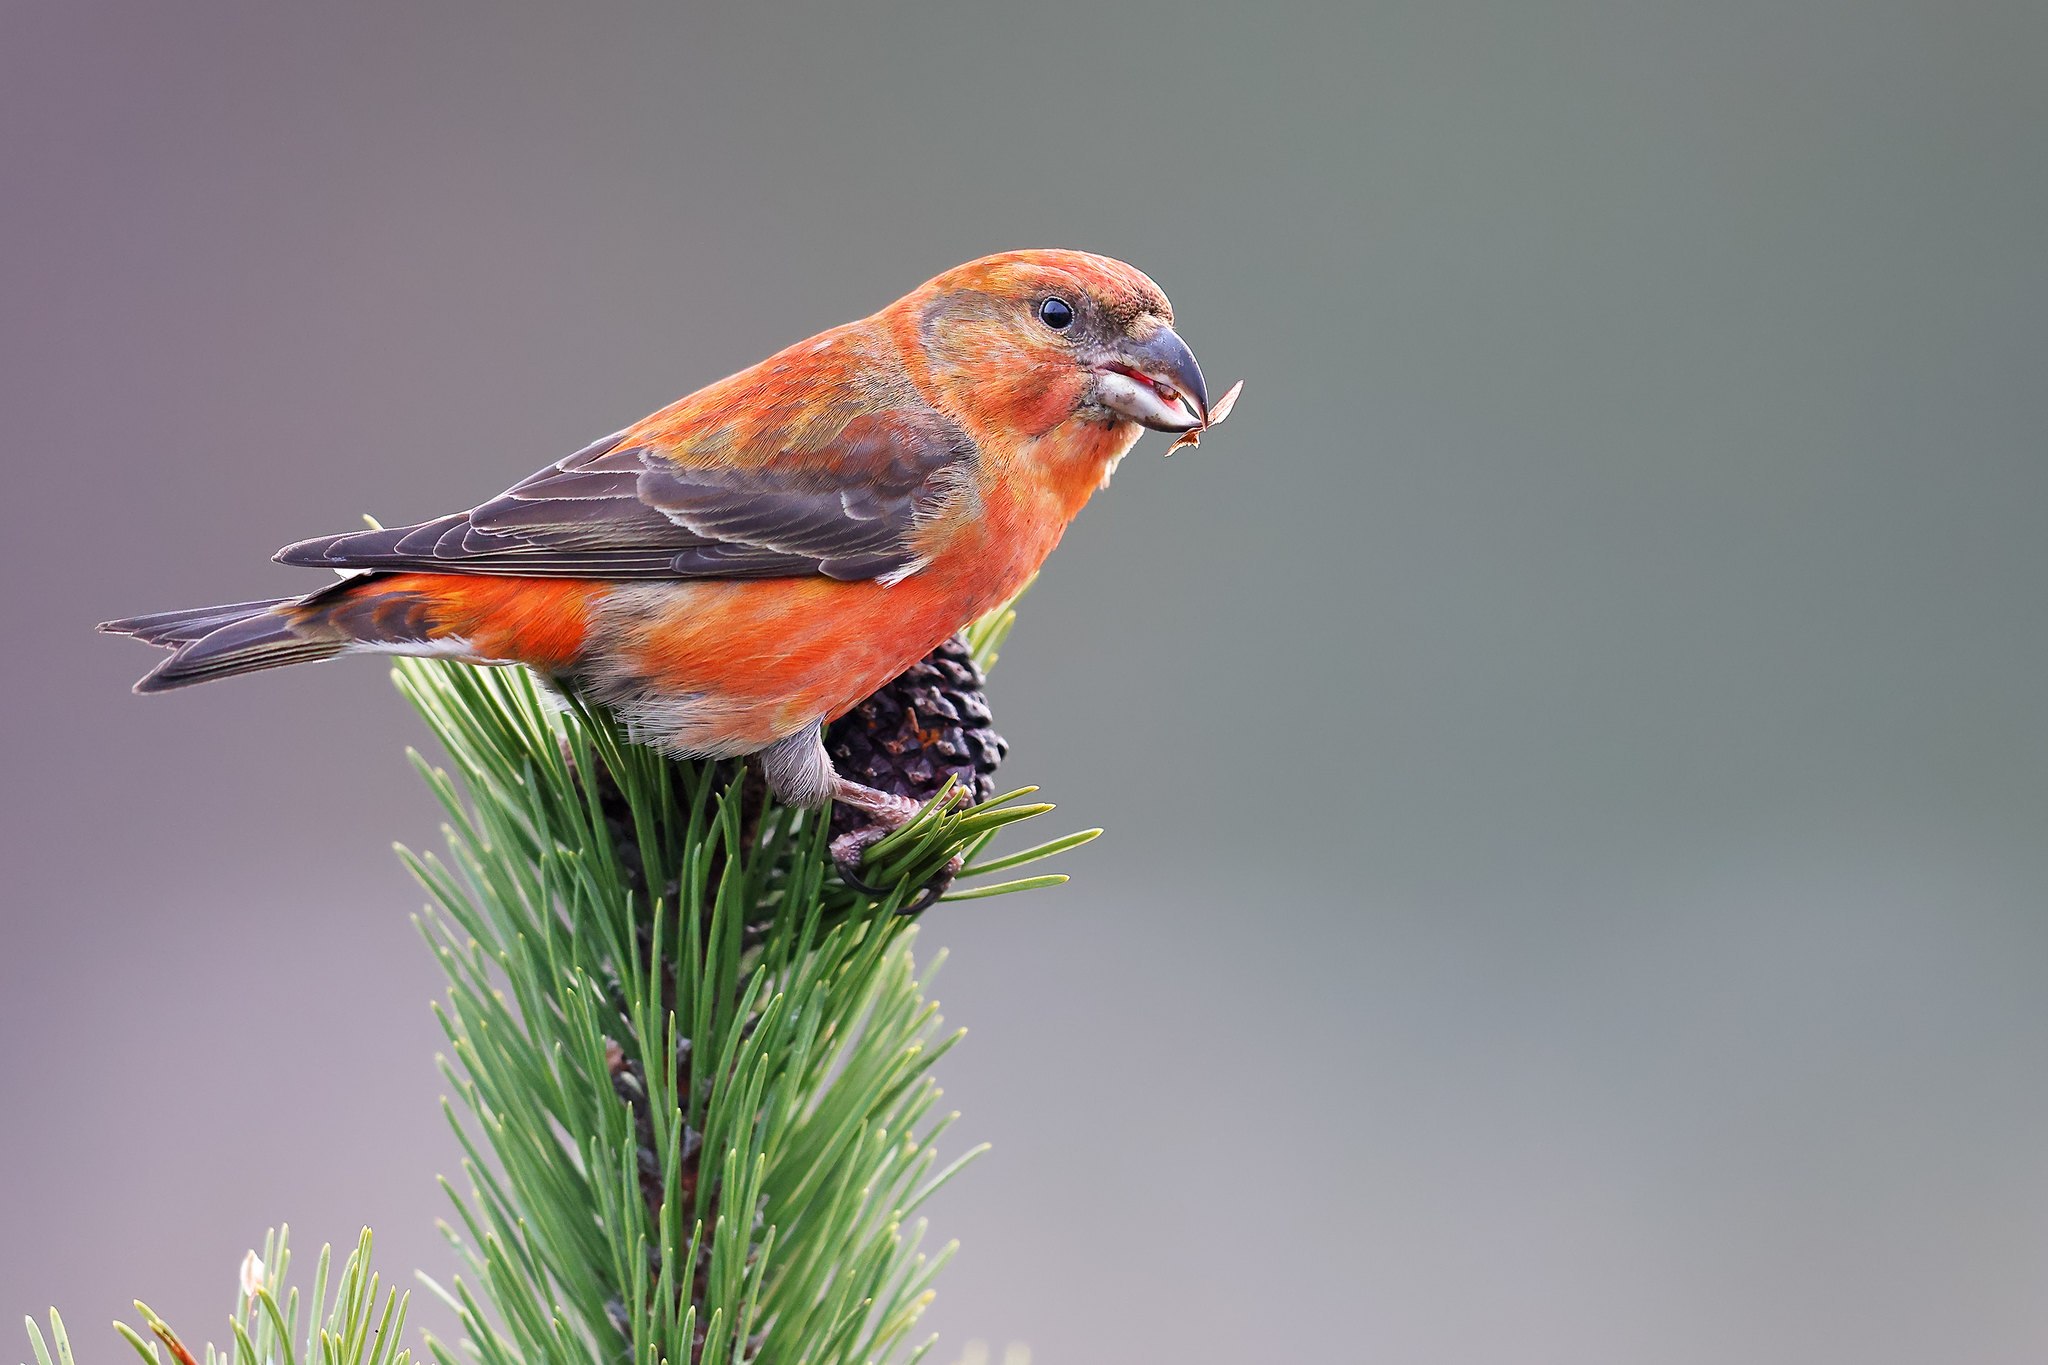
962 829 1103 878
940 874 1071 902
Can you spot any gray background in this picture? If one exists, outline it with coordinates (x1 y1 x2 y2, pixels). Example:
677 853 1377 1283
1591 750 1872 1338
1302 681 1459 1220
5 2 2046 1361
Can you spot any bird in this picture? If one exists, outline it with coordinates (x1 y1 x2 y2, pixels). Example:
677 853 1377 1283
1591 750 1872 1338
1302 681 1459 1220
102 249 1227 884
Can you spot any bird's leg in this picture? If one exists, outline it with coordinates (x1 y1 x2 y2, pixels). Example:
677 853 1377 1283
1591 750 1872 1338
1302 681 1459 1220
754 724 960 913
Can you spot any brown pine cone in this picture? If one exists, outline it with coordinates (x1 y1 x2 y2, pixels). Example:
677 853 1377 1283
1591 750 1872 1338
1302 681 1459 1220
825 634 1008 840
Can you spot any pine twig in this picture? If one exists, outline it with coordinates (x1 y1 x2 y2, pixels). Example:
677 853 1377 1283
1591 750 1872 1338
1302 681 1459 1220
25 593 1091 1365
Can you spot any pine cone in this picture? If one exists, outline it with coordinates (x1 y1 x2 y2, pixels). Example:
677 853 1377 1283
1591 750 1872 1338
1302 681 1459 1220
825 634 1008 839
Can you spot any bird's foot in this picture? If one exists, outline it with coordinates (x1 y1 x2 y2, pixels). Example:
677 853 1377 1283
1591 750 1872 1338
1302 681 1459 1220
828 780 967 915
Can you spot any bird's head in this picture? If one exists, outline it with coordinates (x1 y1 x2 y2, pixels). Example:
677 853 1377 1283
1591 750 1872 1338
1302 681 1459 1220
895 249 1211 443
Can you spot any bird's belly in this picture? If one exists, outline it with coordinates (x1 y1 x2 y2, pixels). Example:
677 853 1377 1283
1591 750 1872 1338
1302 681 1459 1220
578 571 1008 758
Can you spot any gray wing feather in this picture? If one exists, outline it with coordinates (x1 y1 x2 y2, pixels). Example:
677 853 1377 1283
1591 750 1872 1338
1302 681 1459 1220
276 414 975 583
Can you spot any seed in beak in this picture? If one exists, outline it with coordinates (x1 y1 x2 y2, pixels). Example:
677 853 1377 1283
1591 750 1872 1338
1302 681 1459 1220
1165 379 1245 455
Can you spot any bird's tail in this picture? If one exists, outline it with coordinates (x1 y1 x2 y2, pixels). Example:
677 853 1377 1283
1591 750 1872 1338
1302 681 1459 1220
101 595 347 693
100 576 444 693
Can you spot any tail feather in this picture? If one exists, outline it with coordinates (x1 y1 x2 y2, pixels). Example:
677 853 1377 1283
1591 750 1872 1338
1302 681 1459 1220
100 598 295 647
126 602 349 693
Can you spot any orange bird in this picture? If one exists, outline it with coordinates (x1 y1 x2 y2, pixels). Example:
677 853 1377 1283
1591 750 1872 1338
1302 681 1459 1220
103 249 1225 871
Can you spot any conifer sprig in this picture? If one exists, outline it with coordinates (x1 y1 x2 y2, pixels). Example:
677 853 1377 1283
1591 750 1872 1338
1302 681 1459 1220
27 1228 414 1365
394 654 1035 1364
25 597 1087 1365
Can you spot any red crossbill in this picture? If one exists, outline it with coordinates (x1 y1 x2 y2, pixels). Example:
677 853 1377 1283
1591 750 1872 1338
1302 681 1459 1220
103 249 1225 873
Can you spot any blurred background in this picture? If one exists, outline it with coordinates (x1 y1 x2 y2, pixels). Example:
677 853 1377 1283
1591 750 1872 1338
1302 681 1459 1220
4 1 2046 1361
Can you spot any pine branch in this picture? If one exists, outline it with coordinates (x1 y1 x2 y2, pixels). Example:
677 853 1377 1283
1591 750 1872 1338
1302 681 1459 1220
25 601 1089 1365
395 656 1016 1364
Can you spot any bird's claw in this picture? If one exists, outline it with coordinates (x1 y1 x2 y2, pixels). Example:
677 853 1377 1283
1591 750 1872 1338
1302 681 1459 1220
829 825 895 896
830 828 963 915
898 855 963 916
829 787 970 915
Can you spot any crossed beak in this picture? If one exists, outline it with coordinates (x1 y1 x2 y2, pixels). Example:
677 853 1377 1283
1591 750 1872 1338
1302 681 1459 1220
1092 321 1211 433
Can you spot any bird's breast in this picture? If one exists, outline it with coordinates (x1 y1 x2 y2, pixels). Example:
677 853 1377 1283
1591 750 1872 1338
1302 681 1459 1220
915 415 1140 600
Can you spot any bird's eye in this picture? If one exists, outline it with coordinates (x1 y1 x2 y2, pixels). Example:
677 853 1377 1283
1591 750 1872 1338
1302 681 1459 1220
1036 296 1075 331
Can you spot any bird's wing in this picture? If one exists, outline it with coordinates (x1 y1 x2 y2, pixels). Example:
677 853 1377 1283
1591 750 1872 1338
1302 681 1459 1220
277 327 975 583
